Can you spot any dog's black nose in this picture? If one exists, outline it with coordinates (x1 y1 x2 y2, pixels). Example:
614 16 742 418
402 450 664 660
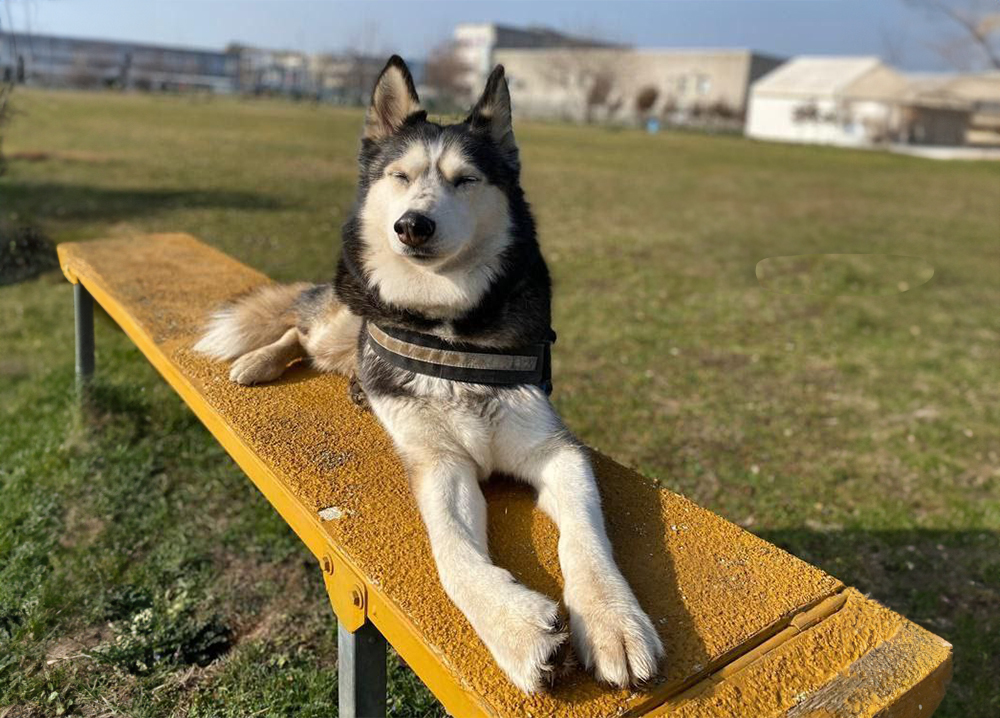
394 212 436 248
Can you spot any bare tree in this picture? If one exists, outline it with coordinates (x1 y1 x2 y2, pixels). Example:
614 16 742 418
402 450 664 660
422 41 472 111
343 21 387 105
880 23 909 67
585 71 615 123
635 86 658 115
540 49 625 123
343 52 382 105
906 0 1000 70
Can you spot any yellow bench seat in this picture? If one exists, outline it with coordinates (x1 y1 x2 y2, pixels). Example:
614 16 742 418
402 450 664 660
57 234 951 718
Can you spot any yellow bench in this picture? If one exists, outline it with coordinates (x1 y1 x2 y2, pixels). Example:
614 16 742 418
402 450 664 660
58 233 952 718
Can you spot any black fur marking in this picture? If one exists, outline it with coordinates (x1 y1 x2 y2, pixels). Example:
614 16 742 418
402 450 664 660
364 55 425 141
466 64 519 170
294 283 335 335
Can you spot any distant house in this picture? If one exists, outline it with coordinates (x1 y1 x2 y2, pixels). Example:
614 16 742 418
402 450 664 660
0 32 236 92
746 57 971 147
494 47 783 125
927 72 1000 146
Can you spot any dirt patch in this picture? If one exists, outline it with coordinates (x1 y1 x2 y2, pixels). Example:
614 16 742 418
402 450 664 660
44 624 113 665
8 150 112 164
0 705 43 718
0 359 31 380
58 505 106 549
0 224 58 286
212 551 322 649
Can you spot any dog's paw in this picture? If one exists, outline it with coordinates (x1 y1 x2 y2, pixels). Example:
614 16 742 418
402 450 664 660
229 348 286 385
568 579 664 687
478 587 569 693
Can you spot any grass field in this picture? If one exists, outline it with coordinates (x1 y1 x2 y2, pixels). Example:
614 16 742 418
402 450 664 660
1 88 998 717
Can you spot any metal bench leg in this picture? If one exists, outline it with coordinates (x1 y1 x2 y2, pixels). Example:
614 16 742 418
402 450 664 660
75 284 95 394
338 620 387 718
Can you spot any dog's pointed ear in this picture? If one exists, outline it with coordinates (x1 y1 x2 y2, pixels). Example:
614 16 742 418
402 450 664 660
364 55 423 141
467 65 518 169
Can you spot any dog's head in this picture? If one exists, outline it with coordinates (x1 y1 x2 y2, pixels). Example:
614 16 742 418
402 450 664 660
351 56 526 313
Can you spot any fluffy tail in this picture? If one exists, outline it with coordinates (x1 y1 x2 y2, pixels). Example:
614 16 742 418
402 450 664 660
193 282 313 360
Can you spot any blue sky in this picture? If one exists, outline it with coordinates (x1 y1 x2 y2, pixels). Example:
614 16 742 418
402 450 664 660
0 0 966 71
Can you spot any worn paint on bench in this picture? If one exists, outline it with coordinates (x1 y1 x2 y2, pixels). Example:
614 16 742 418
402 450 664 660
58 234 950 718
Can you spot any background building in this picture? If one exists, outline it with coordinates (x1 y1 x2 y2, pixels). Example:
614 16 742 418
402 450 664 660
226 44 309 96
3 23 996 150
496 47 783 125
745 56 972 147
935 73 1000 146
453 23 621 102
0 32 236 92
307 53 389 104
225 45 388 100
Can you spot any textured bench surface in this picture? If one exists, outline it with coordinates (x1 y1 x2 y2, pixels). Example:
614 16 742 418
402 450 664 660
58 234 952 718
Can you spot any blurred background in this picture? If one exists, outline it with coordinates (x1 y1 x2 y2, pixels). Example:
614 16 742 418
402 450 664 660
0 2 997 717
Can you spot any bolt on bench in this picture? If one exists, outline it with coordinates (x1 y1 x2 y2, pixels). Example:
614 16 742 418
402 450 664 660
59 234 952 718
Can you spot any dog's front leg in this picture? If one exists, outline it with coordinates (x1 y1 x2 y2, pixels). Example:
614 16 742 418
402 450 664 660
497 408 664 687
410 455 568 692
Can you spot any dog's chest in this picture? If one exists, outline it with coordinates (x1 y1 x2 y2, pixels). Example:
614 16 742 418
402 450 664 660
366 364 552 470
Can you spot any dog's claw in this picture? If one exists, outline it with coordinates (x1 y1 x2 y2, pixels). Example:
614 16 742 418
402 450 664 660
541 610 573 689
348 374 370 411
549 610 567 635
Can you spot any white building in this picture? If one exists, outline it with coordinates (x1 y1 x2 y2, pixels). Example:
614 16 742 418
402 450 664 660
453 23 619 101
746 56 971 147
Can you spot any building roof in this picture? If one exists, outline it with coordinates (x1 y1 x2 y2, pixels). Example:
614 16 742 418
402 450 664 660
495 46 769 59
751 56 883 97
897 71 996 110
506 24 623 49
945 72 1000 103
455 22 624 50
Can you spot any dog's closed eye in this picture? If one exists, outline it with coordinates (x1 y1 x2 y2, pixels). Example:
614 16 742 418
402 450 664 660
390 171 410 184
453 175 479 188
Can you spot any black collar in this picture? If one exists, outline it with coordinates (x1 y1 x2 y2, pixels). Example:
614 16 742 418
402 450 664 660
366 322 554 394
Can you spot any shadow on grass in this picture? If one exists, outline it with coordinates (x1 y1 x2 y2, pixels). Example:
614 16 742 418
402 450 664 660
0 222 59 286
760 528 1000 718
0 180 286 224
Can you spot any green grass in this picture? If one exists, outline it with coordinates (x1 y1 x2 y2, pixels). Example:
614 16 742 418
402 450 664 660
1 88 998 717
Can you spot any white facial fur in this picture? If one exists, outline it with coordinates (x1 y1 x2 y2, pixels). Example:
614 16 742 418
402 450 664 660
359 138 512 317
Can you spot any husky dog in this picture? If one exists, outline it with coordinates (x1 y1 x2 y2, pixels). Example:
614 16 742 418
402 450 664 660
195 56 663 693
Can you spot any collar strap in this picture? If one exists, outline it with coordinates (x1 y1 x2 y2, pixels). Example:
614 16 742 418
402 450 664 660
367 322 554 394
